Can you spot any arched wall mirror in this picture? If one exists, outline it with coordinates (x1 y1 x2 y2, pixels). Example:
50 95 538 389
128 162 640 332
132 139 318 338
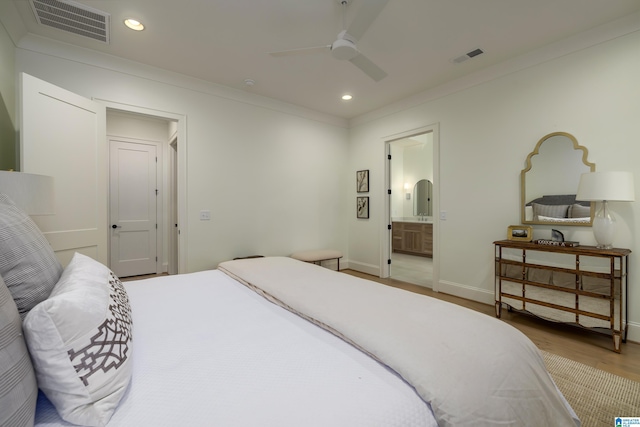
413 179 433 217
521 132 595 226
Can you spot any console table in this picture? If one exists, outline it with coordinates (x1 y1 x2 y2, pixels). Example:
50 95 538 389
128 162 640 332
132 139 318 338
494 240 630 352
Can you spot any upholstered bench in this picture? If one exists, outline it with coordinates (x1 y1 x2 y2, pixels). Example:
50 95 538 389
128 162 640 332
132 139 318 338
290 249 343 271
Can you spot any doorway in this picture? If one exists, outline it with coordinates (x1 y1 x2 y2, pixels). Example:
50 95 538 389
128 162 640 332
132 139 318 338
109 138 160 277
382 125 439 289
105 108 182 277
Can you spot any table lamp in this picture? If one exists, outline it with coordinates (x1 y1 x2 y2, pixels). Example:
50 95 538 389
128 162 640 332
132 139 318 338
576 171 635 249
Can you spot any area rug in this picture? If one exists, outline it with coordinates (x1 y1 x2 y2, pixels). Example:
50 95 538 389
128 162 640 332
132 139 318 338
541 350 640 427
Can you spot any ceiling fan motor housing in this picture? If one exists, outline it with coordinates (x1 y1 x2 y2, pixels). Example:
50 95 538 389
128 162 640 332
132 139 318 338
331 30 358 60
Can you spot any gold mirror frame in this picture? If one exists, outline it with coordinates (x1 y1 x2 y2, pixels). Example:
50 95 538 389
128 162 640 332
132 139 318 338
521 132 595 226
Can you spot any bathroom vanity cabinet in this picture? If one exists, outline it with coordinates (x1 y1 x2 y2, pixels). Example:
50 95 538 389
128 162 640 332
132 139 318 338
392 222 433 257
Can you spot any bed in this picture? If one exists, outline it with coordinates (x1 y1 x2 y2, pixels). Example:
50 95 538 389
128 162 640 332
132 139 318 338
0 194 580 427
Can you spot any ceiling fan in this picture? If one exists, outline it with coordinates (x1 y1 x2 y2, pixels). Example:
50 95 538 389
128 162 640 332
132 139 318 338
269 0 389 82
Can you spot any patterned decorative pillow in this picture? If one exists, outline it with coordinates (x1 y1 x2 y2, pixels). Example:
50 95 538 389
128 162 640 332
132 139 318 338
531 203 569 219
23 253 133 427
0 194 63 319
0 275 38 427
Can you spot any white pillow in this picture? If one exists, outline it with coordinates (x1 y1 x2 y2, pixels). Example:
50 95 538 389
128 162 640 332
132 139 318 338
537 215 590 223
23 253 133 427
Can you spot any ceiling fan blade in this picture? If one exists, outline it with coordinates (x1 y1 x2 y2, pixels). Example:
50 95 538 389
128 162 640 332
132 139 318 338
345 0 389 41
269 45 331 57
349 53 387 82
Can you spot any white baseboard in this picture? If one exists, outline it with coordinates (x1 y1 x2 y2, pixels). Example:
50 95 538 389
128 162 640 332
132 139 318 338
626 322 640 344
437 280 495 305
345 260 380 277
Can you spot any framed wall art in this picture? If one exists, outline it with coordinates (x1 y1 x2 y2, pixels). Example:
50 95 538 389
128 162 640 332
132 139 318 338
356 169 369 193
507 225 533 242
357 196 369 219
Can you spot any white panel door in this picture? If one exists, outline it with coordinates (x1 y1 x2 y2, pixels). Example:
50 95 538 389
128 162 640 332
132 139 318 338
20 73 107 265
109 140 157 277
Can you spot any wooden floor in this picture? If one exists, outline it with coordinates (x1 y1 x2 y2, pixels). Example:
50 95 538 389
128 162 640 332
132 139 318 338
343 269 640 383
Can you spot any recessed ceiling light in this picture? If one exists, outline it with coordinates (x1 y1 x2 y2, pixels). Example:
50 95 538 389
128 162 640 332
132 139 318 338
124 18 145 31
341 94 353 101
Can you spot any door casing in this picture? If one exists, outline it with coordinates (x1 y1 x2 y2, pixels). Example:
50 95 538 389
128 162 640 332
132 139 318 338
381 123 440 291
97 100 188 274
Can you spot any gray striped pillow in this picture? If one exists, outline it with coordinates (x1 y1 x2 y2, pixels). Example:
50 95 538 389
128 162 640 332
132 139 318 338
0 194 63 319
531 203 569 220
0 275 38 426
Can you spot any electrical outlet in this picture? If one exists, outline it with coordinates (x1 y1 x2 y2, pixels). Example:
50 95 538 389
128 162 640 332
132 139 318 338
440 211 447 220
200 210 211 221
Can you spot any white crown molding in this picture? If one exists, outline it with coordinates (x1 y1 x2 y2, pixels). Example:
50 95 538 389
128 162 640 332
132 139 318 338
15 33 349 129
349 12 640 128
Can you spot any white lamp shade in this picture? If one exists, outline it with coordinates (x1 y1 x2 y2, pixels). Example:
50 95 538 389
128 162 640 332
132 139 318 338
576 171 635 202
0 171 55 214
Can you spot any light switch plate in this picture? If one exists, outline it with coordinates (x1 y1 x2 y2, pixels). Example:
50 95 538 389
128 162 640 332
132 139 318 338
200 210 211 220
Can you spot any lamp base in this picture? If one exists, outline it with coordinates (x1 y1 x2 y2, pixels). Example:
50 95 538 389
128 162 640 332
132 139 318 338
592 201 615 249
595 243 613 250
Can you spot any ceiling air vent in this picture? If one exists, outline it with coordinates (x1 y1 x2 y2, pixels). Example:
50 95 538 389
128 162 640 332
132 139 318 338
451 48 484 64
29 0 110 43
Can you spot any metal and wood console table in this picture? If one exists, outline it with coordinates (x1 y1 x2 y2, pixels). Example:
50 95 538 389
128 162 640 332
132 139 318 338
494 240 630 352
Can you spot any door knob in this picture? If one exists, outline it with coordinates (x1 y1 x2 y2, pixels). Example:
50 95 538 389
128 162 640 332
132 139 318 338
112 224 121 229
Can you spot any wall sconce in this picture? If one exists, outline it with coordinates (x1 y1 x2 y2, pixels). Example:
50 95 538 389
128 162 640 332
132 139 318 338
576 171 635 249
0 171 55 215
404 183 411 200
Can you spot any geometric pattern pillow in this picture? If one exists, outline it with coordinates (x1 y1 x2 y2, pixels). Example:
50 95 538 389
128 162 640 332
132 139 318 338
23 253 133 427
0 194 63 319
0 275 38 427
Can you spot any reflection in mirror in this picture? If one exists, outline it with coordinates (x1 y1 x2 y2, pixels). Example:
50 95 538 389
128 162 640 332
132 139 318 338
413 179 433 216
521 132 595 226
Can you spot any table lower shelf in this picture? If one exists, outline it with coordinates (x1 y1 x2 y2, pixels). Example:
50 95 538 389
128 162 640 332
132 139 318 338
495 301 627 353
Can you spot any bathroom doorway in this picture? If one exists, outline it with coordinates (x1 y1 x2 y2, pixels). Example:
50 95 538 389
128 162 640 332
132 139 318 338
385 129 436 288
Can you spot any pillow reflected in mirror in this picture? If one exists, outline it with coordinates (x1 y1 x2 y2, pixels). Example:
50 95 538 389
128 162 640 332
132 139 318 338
568 203 591 218
537 215 590 223
532 203 569 220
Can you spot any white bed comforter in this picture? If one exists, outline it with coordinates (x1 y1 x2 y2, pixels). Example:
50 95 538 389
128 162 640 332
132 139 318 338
218 256 580 427
35 268 435 427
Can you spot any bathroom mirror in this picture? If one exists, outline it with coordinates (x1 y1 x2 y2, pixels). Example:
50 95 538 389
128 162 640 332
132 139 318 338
521 132 595 226
413 179 433 216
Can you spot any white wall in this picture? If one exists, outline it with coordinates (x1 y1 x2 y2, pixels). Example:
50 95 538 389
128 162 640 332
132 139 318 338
14 36 349 272
0 22 15 127
348 27 640 341
0 21 16 169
